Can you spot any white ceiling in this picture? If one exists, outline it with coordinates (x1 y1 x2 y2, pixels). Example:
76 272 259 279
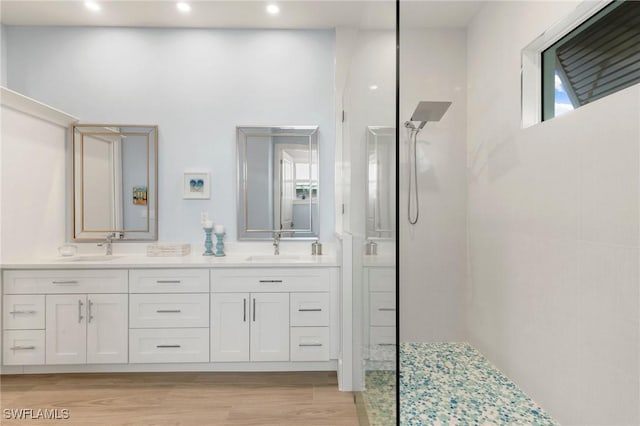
0 1 484 30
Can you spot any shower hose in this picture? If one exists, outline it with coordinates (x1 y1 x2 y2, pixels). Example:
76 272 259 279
408 128 419 225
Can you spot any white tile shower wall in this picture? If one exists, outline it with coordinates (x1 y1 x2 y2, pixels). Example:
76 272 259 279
467 1 640 424
5 27 335 244
399 28 468 342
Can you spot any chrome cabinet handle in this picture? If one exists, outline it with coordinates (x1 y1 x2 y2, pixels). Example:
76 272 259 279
78 299 84 323
156 345 181 348
299 343 322 347
259 280 283 283
156 310 181 313
378 308 396 311
52 280 78 285
87 299 94 323
156 280 181 284
10 346 36 350
298 308 322 312
9 310 37 315
253 298 256 322
243 298 247 322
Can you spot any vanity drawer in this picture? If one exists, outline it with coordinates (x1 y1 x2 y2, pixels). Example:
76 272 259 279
3 330 45 365
129 328 209 363
129 269 209 293
130 294 209 328
290 327 330 362
368 267 396 292
3 270 128 294
369 326 396 361
370 292 396 326
211 268 332 292
3 295 45 329
290 292 329 326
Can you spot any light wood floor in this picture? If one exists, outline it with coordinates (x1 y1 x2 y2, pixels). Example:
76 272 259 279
0 372 359 426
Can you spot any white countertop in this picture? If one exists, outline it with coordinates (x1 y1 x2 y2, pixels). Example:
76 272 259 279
362 255 396 267
1 253 339 270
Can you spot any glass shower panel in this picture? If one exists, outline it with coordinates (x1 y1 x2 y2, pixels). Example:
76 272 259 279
339 16 397 424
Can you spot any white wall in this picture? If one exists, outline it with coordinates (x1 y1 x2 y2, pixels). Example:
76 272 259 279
343 30 396 238
399 28 468 342
1 25 6 86
5 26 335 244
467 2 640 424
1 100 75 262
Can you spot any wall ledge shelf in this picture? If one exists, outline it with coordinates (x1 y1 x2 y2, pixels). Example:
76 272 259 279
1 86 78 127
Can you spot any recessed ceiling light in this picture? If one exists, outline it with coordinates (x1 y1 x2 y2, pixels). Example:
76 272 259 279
84 1 101 12
176 2 191 13
369 85 379 91
266 4 280 15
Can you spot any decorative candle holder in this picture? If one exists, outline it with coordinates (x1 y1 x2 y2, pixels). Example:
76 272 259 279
203 227 214 256
214 232 226 257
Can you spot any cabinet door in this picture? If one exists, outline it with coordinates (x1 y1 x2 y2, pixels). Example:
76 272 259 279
87 294 128 364
46 294 87 364
250 293 289 361
211 293 249 362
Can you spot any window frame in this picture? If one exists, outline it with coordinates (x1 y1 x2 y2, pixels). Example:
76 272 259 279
521 0 614 127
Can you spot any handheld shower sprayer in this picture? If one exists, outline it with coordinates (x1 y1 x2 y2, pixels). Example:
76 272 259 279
405 101 452 225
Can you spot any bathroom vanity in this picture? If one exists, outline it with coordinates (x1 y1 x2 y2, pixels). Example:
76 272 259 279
0 88 344 378
1 257 340 374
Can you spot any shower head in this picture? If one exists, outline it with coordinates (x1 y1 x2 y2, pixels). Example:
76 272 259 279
405 101 452 131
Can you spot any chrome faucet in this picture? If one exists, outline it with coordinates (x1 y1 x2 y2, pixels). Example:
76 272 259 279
273 231 282 255
98 233 116 255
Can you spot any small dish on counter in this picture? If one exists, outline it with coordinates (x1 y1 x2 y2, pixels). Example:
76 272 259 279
57 244 77 257
57 255 122 262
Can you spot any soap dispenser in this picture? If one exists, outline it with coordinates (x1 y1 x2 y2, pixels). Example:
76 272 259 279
311 240 323 255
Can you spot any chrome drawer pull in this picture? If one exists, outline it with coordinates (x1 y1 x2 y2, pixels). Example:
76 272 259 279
259 279 283 283
52 280 78 285
87 299 94 323
78 300 84 323
299 343 323 347
253 298 256 322
156 309 182 313
156 280 181 284
156 345 181 348
378 308 396 311
9 310 37 315
298 308 322 312
243 298 247 322
10 346 36 351
378 343 396 346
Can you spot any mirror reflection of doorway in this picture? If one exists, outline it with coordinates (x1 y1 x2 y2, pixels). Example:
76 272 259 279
273 144 317 237
279 150 295 231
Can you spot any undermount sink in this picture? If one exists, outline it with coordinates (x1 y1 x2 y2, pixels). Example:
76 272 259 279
58 255 122 262
245 255 302 262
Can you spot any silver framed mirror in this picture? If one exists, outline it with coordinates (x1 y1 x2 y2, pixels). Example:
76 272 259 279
366 126 396 240
237 126 319 240
71 124 158 241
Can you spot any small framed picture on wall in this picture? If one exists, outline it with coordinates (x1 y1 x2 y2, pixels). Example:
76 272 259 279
183 171 210 199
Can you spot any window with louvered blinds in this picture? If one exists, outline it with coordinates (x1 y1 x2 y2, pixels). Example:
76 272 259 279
542 0 640 121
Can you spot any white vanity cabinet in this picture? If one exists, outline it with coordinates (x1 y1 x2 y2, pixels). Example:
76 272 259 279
2 269 129 366
364 267 396 363
3 295 46 365
46 294 128 364
210 268 339 364
128 269 210 363
2 264 339 372
211 292 289 362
